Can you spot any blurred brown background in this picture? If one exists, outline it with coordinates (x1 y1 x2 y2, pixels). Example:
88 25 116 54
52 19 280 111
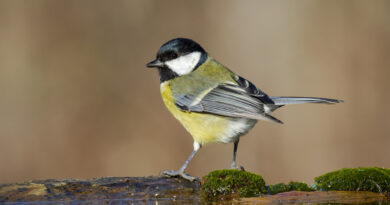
0 0 389 184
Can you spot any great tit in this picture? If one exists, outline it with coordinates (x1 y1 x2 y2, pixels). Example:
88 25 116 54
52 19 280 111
146 38 342 181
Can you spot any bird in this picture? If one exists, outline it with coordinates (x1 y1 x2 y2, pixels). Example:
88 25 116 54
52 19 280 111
146 38 342 181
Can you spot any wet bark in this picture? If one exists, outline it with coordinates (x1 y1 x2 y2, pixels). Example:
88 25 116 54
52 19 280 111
0 176 388 204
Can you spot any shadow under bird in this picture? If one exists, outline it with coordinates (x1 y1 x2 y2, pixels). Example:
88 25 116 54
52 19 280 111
146 38 343 181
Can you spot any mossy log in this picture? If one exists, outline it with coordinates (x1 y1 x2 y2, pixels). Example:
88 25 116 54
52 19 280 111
1 167 390 204
0 176 388 204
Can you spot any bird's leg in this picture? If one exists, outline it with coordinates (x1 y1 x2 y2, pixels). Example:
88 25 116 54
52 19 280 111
230 139 245 171
163 142 201 181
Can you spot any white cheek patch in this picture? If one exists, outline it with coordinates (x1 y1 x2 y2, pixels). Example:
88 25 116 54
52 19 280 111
165 51 201 76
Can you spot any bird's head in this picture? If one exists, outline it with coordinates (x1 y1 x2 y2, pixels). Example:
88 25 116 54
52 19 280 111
146 38 208 81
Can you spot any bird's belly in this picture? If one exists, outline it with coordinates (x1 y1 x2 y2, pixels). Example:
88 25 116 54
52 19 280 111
160 82 257 145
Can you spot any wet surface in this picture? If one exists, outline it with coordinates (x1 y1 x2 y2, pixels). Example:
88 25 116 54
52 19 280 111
1 176 389 204
0 176 201 204
242 191 390 204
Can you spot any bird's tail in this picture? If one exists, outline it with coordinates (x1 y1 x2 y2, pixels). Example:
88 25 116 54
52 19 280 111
270 96 343 105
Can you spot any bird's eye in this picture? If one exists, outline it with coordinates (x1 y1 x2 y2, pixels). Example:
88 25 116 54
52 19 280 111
171 53 178 59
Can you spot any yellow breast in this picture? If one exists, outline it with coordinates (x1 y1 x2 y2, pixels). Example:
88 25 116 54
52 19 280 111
160 82 232 145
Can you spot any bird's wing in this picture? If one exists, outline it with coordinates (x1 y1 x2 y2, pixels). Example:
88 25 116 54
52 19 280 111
231 75 275 104
175 81 283 124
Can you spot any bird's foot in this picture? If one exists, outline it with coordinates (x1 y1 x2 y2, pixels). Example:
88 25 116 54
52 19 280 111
229 163 245 171
162 170 198 181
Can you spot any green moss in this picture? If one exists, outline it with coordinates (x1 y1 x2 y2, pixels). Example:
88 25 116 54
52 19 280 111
201 169 266 201
314 167 390 193
267 181 314 195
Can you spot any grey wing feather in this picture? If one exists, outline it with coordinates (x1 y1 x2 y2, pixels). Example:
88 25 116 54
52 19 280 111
233 75 275 104
175 83 283 124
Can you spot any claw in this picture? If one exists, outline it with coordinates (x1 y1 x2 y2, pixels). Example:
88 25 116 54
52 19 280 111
229 164 245 171
163 170 198 181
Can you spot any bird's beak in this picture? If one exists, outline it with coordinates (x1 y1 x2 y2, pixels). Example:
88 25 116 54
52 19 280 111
146 59 164 68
